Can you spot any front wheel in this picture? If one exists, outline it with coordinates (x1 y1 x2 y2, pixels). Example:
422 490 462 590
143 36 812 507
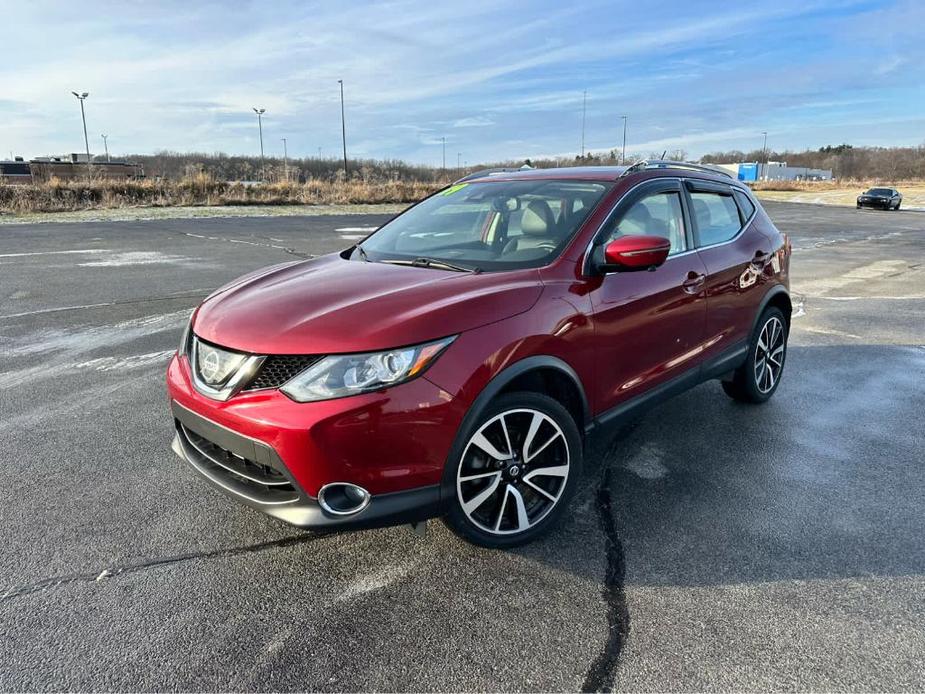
722 307 788 404
444 392 582 548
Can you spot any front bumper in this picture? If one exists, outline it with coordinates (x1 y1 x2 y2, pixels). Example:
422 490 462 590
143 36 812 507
857 198 891 208
166 353 465 529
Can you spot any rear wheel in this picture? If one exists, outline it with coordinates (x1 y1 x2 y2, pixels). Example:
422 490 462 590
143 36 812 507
444 392 582 548
722 307 788 404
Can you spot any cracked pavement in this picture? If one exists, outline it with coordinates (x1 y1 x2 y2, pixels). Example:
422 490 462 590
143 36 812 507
1 204 923 691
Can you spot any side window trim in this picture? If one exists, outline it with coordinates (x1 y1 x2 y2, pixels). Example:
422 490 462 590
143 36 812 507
684 179 732 195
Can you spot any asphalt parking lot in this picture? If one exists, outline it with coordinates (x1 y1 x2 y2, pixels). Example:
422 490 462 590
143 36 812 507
1 202 923 691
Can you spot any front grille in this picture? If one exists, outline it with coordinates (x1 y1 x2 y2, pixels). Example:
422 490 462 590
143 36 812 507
177 422 299 504
244 355 322 391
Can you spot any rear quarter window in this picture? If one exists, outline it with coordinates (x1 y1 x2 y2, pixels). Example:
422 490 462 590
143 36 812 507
733 189 756 222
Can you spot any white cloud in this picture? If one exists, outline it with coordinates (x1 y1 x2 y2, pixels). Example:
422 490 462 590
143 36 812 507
452 116 494 128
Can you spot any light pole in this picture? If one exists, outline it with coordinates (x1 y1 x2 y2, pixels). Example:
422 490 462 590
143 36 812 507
621 115 627 164
441 136 446 175
580 90 587 157
761 131 768 179
101 134 110 162
337 79 348 177
71 91 91 183
253 108 266 181
281 138 288 182
457 152 461 178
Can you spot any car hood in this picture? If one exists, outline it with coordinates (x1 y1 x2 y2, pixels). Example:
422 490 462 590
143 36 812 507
193 253 543 354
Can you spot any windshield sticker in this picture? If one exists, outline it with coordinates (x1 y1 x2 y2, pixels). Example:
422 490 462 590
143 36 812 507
440 183 469 196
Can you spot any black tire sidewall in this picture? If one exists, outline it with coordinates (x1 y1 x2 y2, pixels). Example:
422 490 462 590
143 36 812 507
443 391 583 549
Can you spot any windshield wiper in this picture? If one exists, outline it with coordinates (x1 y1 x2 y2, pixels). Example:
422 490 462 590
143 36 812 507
383 257 481 274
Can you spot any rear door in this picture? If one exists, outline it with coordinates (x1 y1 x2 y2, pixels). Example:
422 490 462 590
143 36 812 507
585 179 709 414
687 180 771 362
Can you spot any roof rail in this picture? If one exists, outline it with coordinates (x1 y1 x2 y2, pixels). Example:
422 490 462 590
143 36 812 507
454 167 523 183
621 159 733 179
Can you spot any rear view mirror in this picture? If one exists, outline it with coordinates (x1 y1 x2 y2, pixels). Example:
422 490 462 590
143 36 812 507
492 197 520 213
600 235 671 272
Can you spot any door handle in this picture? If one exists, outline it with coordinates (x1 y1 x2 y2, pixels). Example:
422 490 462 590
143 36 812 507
751 250 772 268
682 271 706 294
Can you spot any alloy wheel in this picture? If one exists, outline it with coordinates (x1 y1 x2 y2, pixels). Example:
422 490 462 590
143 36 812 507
754 316 785 394
456 408 570 536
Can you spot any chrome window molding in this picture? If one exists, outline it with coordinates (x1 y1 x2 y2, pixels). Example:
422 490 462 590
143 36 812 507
190 337 266 401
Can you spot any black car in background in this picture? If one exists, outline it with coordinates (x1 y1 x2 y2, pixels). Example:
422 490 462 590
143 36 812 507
857 187 902 210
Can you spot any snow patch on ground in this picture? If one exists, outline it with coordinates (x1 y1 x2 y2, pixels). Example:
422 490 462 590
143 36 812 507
77 251 195 267
73 350 175 371
5 310 189 358
0 249 108 259
336 564 413 602
1 351 174 389
623 445 669 480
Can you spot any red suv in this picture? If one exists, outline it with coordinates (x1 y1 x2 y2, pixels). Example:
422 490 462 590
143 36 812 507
167 161 791 548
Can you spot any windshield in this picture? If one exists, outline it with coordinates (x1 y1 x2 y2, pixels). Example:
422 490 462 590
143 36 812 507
354 179 611 271
866 188 892 195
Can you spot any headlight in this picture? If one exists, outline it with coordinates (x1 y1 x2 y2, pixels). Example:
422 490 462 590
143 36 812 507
280 336 455 402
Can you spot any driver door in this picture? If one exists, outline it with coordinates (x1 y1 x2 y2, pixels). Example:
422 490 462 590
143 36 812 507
585 179 709 414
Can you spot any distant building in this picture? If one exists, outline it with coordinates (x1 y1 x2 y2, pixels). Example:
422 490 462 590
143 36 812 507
28 153 144 182
713 161 833 182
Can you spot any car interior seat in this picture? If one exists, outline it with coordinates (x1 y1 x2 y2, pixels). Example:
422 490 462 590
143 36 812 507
503 200 560 254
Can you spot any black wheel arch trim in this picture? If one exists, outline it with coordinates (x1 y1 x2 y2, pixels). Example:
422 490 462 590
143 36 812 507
438 355 590 500
752 284 792 336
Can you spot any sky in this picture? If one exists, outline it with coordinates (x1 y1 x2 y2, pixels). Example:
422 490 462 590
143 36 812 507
2 0 924 165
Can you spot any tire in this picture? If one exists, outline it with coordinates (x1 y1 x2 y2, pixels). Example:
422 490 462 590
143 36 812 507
722 306 788 404
443 391 582 549
895 202 901 210
856 203 862 209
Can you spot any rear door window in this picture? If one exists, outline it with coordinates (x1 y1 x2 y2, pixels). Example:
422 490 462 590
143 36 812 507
689 191 742 247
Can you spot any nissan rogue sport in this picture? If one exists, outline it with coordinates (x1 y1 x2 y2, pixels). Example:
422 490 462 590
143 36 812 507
167 161 792 548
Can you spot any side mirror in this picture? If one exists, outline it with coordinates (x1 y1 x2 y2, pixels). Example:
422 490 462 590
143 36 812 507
599 235 671 272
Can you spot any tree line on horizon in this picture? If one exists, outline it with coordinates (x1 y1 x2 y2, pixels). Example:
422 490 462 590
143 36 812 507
114 142 925 183
700 143 925 180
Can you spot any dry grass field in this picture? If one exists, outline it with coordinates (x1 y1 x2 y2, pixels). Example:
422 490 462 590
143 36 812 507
3 174 925 219
0 176 443 215
752 179 925 209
